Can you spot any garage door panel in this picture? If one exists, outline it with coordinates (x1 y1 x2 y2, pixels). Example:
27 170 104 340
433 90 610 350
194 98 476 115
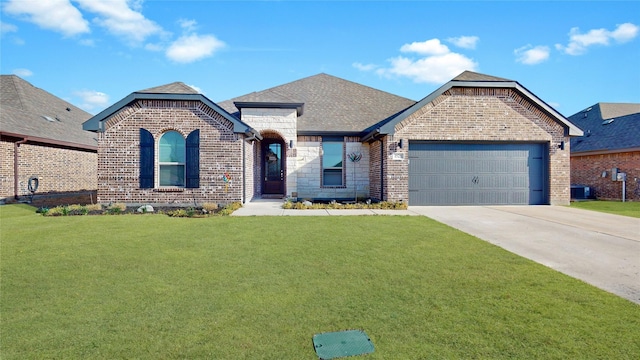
408 142 548 205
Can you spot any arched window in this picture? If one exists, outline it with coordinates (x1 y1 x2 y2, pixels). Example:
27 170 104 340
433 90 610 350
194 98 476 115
139 128 199 189
159 131 186 186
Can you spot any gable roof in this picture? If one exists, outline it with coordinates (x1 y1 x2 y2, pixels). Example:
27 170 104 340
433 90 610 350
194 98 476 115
217 73 417 135
138 82 199 94
367 70 583 140
83 82 260 137
0 75 97 150
569 103 640 154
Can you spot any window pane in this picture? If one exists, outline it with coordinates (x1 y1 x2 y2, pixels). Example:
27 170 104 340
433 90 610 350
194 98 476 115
322 139 343 186
159 131 185 163
323 169 343 186
160 165 185 186
323 142 343 169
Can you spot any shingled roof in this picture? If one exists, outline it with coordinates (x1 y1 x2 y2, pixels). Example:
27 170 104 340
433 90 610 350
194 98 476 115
217 73 417 134
569 103 640 154
138 82 199 94
0 75 97 149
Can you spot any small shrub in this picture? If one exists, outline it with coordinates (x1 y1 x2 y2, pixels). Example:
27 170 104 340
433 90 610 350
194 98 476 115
202 203 218 213
167 209 188 217
67 204 88 215
36 207 49 215
86 204 102 212
105 203 126 215
216 202 243 216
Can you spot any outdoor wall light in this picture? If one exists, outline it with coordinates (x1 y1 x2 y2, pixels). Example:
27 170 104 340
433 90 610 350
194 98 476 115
601 171 608 178
398 139 404 149
289 139 294 149
558 141 565 150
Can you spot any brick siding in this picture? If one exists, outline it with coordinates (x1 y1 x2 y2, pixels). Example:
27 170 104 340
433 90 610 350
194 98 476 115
373 88 571 205
571 151 640 201
1 139 97 200
97 100 246 206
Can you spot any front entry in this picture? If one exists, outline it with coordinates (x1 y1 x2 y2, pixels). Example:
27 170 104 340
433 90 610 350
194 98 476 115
262 140 285 195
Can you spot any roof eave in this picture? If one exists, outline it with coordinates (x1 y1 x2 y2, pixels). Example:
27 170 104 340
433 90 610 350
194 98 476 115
0 131 97 151
234 101 305 116
571 147 640 156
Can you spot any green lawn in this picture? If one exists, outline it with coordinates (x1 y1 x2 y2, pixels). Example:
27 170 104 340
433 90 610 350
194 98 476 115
570 200 640 218
1 204 639 359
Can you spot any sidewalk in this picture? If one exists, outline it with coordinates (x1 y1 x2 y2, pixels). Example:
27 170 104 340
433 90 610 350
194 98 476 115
231 199 418 216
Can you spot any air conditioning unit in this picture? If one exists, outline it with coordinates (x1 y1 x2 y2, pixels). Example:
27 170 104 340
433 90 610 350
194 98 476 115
571 185 591 200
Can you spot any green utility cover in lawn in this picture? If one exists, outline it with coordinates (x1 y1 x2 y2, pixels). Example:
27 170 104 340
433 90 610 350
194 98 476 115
312 329 374 359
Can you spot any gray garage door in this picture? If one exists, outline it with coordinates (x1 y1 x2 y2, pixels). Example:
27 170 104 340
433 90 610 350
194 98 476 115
408 142 547 205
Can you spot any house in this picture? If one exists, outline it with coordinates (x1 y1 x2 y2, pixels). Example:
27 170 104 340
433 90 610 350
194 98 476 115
83 71 582 206
1 75 97 202
569 103 640 201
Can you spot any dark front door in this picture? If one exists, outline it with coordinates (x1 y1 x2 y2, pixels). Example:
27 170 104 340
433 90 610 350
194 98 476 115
263 140 285 195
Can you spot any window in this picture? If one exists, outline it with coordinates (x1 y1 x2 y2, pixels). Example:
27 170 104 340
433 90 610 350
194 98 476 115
322 137 344 186
159 131 186 186
139 128 199 189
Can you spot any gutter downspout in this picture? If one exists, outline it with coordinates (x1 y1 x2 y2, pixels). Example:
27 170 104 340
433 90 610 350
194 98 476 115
242 136 246 204
379 138 384 202
14 138 28 199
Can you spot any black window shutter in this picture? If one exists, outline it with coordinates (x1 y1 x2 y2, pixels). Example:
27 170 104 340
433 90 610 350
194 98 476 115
139 128 154 188
185 129 200 188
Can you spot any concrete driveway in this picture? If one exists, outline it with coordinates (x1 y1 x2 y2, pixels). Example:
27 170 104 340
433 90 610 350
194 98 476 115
410 206 640 304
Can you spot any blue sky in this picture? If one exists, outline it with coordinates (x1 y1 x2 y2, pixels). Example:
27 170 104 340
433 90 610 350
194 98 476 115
1 1 639 117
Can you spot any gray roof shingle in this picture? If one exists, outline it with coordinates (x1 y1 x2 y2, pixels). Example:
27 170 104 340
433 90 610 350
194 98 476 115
0 75 97 149
569 103 640 153
138 82 199 94
217 73 417 134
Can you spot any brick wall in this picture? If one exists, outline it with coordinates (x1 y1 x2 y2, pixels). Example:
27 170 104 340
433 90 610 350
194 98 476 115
1 138 97 200
571 151 640 201
98 100 246 206
374 87 571 205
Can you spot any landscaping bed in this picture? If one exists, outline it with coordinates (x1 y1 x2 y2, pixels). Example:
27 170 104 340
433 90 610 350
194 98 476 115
35 202 242 217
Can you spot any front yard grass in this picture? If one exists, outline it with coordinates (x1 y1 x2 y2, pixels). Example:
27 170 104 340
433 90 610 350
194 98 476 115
570 200 640 218
1 204 639 359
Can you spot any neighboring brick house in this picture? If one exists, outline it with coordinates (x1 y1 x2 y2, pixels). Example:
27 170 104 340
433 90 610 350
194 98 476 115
84 71 582 206
1 75 97 202
569 103 640 201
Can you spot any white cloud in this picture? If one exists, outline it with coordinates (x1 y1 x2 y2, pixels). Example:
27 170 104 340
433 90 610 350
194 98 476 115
166 34 225 63
384 52 478 84
514 45 550 65
447 35 479 49
178 19 197 32
610 22 639 42
400 39 450 55
0 21 18 34
556 22 639 55
365 38 478 84
74 0 162 44
352 62 378 71
3 0 89 37
12 68 33 77
187 84 203 94
75 90 110 112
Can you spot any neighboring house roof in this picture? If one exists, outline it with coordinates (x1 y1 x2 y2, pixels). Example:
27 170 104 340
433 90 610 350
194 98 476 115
217 73 417 135
366 70 583 140
83 83 260 137
0 75 97 150
569 103 640 154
